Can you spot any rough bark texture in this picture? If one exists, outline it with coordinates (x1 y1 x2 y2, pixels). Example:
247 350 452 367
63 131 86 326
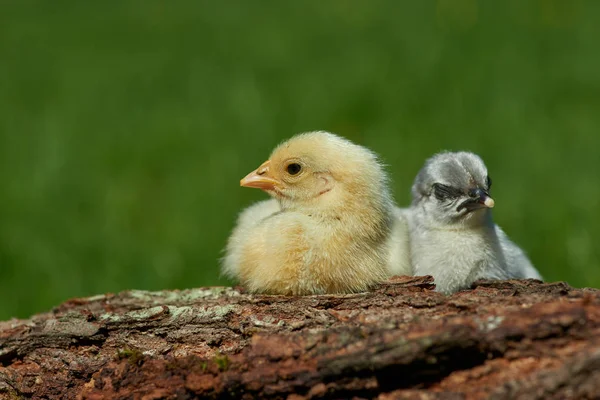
1 276 599 400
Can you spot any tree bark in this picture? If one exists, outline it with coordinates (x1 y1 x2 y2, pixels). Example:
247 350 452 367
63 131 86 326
1 276 599 399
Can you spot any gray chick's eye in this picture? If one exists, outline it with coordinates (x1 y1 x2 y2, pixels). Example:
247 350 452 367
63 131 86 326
286 163 302 175
486 176 492 189
432 183 463 201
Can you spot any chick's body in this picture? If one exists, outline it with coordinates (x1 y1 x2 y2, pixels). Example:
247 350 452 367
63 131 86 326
222 131 408 295
405 152 542 294
407 211 510 294
387 207 412 277
222 198 280 277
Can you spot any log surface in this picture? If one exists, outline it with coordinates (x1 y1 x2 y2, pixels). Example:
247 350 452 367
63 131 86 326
1 276 599 399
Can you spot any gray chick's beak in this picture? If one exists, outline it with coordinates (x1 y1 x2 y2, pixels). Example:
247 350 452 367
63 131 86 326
457 188 495 212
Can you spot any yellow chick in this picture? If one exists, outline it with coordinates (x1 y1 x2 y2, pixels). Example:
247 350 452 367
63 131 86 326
222 131 408 295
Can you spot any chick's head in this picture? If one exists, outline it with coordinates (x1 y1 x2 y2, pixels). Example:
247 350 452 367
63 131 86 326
240 131 392 215
411 151 494 226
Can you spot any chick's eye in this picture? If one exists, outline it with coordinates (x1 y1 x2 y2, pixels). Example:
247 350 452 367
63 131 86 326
286 163 302 175
432 183 463 201
486 176 492 189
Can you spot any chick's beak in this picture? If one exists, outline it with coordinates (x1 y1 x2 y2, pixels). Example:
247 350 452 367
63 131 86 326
457 188 495 212
240 160 280 191
474 189 495 208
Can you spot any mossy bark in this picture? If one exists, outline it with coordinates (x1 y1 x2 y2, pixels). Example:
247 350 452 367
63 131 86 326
1 277 599 399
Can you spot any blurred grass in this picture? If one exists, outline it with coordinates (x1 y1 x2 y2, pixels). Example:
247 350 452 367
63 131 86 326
0 0 598 319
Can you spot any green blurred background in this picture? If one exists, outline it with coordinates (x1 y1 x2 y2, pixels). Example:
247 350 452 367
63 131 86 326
1 0 598 320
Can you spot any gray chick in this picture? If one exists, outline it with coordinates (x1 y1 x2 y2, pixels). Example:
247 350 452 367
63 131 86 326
404 151 542 294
